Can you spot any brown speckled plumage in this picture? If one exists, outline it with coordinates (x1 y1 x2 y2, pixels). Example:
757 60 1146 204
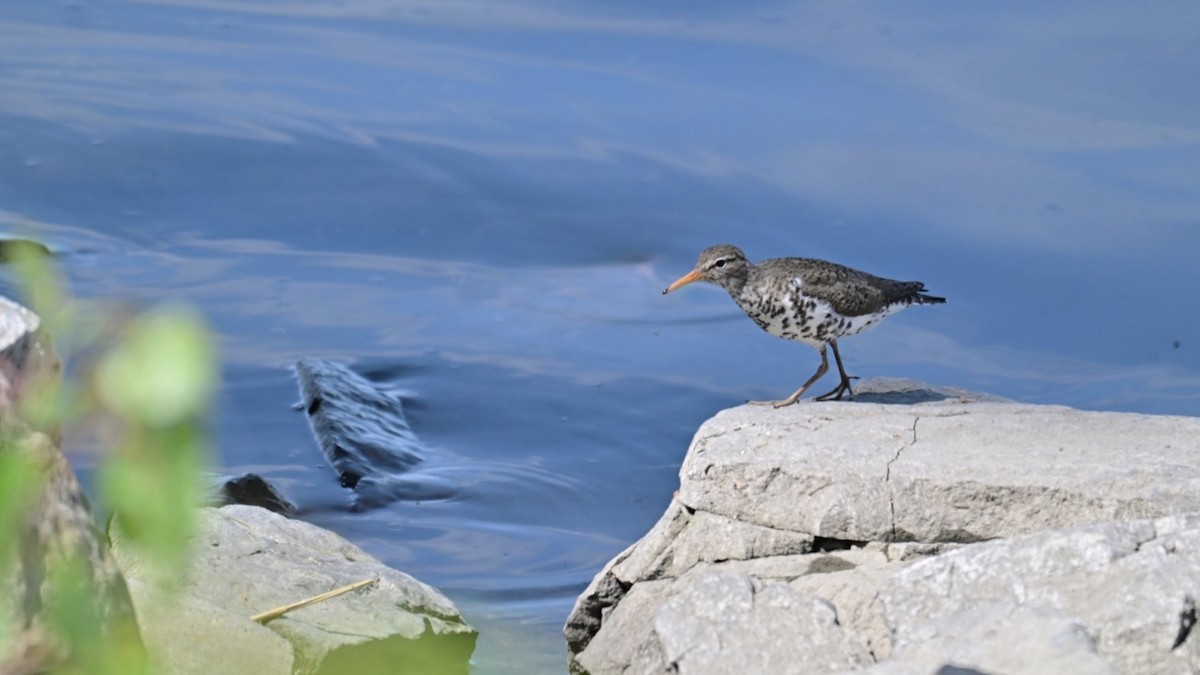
663 244 945 407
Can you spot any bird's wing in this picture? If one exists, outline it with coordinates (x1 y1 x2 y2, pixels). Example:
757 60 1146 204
794 261 922 316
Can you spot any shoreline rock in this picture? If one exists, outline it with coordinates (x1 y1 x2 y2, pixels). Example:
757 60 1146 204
566 380 1200 674
114 504 477 675
0 295 144 672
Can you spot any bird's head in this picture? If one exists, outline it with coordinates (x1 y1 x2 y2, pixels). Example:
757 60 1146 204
662 244 750 294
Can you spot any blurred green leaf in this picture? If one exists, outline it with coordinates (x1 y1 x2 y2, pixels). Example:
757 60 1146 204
0 441 43 568
3 248 214 672
7 240 64 325
94 306 215 427
15 366 69 433
45 555 147 675
101 425 206 577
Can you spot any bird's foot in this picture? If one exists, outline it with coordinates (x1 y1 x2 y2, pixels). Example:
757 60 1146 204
814 376 858 402
746 397 802 408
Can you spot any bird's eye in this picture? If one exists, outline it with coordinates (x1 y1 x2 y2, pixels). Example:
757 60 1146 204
714 259 726 268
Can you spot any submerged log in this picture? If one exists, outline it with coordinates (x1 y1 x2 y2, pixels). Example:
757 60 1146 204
295 358 456 509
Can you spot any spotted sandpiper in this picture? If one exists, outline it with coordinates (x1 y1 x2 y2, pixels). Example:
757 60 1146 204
663 244 945 407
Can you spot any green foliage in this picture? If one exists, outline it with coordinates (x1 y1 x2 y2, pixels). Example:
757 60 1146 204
43 556 147 675
94 306 215 427
100 423 207 577
7 240 66 334
0 244 215 671
0 443 41 565
95 306 214 577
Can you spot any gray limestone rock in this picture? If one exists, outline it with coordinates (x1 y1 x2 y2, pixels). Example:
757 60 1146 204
786 545 901 661
876 515 1200 675
858 603 1114 675
566 380 1200 675
572 577 676 675
678 396 1200 543
574 567 874 675
620 501 814 582
565 496 816 669
654 569 872 675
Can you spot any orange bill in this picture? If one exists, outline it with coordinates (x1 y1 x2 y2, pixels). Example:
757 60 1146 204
663 269 703 294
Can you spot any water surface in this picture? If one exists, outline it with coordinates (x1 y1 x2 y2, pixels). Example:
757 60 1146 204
2 2 1198 672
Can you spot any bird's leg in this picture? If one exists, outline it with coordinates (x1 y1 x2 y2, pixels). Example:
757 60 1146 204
814 339 858 401
749 345 830 408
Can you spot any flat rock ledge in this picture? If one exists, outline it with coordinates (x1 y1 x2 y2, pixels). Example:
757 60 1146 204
565 380 1200 675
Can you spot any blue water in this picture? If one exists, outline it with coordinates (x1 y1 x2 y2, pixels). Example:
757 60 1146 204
3 2 1198 672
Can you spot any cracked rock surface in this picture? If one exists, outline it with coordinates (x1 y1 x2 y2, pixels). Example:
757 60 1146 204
565 379 1200 674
